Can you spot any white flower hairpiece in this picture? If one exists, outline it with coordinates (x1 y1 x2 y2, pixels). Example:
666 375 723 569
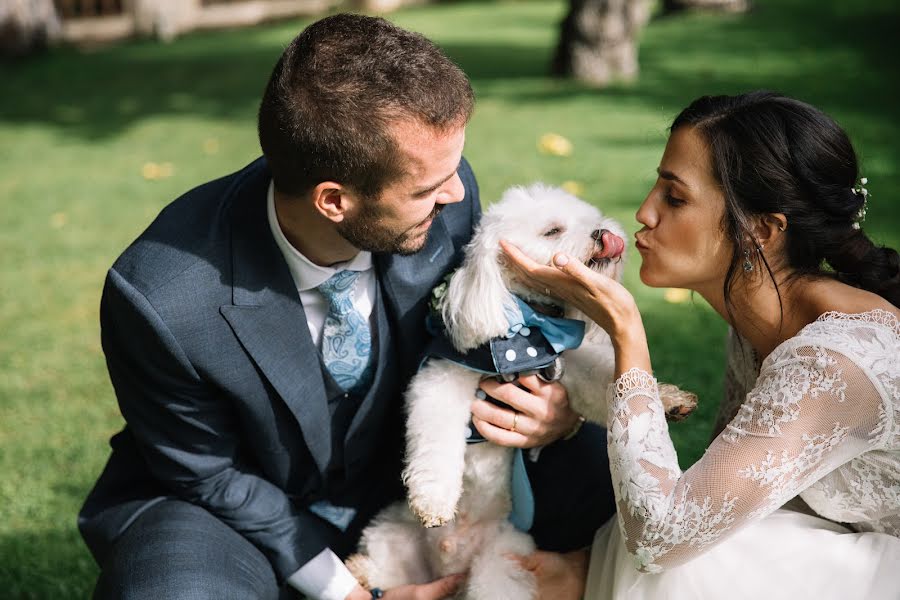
851 176 869 230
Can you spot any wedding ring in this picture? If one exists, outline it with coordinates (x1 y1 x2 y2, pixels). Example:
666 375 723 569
510 412 519 433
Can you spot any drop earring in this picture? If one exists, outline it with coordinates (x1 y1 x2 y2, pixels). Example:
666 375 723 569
743 248 754 272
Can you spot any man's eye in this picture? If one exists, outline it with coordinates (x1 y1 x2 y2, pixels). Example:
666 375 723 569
543 227 563 237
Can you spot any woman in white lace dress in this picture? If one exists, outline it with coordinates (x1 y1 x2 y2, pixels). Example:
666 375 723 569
503 92 900 599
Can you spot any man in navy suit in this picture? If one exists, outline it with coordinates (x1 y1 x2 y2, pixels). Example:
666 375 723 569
79 14 615 600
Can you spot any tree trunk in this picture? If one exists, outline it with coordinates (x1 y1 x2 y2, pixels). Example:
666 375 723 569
552 0 651 87
662 0 750 14
0 0 60 57
132 0 200 42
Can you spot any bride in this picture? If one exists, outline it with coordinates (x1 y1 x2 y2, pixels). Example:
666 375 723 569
502 91 900 599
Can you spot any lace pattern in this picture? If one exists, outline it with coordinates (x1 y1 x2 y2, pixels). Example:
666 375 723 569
816 308 900 334
607 310 900 572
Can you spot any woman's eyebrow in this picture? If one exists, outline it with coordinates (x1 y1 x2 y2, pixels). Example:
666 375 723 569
657 168 691 190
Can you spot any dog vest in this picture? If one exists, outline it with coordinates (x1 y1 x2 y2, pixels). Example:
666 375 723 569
424 325 562 443
420 295 586 531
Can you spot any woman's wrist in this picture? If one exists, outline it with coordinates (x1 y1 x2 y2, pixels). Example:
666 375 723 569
611 316 652 375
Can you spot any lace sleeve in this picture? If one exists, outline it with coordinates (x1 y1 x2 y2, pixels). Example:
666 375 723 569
606 346 887 573
711 328 757 440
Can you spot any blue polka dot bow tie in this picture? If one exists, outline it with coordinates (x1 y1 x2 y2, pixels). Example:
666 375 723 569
318 270 373 393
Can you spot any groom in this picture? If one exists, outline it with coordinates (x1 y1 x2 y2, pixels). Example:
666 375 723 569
79 13 615 600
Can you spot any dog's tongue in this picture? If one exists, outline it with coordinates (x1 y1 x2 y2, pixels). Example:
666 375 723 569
594 231 625 260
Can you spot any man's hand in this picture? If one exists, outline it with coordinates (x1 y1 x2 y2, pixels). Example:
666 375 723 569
512 549 588 600
471 375 581 448
345 573 465 600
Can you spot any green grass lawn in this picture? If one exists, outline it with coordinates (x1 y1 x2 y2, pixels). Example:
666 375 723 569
1 0 898 596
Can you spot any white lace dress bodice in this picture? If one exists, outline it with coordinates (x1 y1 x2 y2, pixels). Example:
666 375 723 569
605 309 900 574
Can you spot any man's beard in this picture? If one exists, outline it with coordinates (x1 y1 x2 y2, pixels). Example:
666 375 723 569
337 202 444 256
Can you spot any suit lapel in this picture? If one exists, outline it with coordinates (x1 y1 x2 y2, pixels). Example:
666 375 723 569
376 215 456 361
218 164 459 477
219 164 332 476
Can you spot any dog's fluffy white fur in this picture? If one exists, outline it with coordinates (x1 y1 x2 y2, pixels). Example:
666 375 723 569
346 184 628 599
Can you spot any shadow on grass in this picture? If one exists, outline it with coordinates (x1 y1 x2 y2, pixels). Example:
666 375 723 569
0 33 277 140
0 528 98 599
1 0 898 144
466 1 899 113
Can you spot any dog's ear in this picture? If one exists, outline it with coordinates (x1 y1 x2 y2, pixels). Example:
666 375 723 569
441 240 517 351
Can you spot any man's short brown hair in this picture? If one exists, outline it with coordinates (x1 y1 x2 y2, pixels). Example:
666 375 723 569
257 13 475 199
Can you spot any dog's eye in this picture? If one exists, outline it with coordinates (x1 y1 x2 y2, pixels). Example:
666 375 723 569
542 227 563 237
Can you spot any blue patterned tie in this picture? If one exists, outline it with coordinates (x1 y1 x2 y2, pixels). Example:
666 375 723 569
318 270 373 393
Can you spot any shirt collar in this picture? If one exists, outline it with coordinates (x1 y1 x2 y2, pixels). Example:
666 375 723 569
267 180 373 291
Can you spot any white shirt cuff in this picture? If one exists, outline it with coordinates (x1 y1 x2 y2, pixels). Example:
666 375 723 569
286 548 360 600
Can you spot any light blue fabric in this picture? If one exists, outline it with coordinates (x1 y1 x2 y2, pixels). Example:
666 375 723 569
319 270 373 392
504 297 585 353
308 500 357 532
501 297 586 533
509 449 534 531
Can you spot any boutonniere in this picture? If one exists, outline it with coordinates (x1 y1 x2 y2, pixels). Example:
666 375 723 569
427 269 457 331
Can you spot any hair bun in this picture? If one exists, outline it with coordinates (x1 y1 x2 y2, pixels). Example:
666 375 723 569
826 185 866 223
826 231 900 306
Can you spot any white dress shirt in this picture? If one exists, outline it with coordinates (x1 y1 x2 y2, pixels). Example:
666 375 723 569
267 181 376 346
267 181 371 600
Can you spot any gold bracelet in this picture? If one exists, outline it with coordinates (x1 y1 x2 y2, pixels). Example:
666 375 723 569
563 414 586 441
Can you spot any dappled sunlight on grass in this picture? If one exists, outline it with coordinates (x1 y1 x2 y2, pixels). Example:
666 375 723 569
1 0 898 596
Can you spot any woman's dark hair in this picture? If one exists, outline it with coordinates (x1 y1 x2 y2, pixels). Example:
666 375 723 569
258 14 474 200
671 91 900 311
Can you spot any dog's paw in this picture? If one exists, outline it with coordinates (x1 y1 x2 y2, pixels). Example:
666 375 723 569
411 503 456 528
404 471 462 528
658 383 698 422
409 494 457 528
345 553 376 590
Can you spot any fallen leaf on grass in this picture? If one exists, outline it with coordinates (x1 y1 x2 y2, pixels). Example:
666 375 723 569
561 180 584 196
142 162 175 180
538 133 573 157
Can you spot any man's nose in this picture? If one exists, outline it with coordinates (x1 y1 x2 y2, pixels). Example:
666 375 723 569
438 173 465 205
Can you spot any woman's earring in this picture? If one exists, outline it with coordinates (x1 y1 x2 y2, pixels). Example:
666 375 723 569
742 248 754 272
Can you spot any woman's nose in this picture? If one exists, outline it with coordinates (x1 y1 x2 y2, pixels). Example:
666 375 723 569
635 194 657 228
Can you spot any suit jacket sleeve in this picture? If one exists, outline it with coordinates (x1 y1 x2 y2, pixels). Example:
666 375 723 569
101 267 344 583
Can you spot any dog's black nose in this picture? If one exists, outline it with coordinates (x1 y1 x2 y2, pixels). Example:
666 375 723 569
591 229 607 241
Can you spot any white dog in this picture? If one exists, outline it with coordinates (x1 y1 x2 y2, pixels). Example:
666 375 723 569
346 184 695 599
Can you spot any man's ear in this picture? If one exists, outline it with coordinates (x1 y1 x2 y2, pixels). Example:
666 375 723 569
311 181 354 223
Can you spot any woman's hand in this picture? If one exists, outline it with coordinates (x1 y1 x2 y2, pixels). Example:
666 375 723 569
512 549 589 600
500 240 652 374
500 240 636 338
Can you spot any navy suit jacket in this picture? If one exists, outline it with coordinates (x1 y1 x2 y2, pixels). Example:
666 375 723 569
79 157 481 582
